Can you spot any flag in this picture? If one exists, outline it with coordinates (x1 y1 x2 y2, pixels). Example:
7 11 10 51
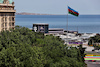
68 6 79 16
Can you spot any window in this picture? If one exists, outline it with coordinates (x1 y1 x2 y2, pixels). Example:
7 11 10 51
2 17 4 22
0 7 2 10
5 17 7 21
2 28 4 31
9 23 11 26
5 28 7 30
9 17 11 21
5 23 7 27
1 13 4 16
2 23 4 27
5 13 8 16
12 17 15 21
12 23 14 26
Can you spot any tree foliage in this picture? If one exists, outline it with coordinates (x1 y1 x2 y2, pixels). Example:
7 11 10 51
0 26 85 67
88 35 100 49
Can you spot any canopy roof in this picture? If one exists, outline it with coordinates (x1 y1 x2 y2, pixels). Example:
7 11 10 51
9 0 13 4
0 0 3 3
0 0 13 4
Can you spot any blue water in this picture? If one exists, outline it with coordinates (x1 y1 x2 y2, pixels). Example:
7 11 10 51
15 15 100 33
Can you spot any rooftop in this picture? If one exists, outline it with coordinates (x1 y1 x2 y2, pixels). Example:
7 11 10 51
49 28 64 30
33 23 49 25
0 0 13 4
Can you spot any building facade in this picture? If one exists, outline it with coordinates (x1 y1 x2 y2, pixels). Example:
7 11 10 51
0 0 16 32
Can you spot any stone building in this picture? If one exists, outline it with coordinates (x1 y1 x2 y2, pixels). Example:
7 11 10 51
0 0 16 32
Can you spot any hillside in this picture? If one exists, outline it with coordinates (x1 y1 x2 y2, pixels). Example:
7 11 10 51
16 12 53 15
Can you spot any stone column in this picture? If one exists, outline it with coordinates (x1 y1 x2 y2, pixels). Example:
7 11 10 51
7 16 9 30
0 17 1 32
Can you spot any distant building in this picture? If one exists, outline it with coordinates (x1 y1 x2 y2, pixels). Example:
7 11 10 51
64 30 78 34
0 0 16 32
33 23 49 33
49 28 64 34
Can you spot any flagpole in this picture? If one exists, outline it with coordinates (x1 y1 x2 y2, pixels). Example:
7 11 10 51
66 6 79 45
67 5 68 45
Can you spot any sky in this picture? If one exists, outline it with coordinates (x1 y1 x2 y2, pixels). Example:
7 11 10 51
14 0 100 15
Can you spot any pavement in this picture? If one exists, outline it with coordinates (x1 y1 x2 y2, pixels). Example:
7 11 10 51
82 45 94 51
83 45 100 67
85 61 100 67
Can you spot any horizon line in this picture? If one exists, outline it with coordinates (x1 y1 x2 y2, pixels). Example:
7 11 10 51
16 12 100 15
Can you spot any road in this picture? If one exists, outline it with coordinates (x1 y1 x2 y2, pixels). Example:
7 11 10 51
85 61 100 67
85 49 100 67
82 45 94 51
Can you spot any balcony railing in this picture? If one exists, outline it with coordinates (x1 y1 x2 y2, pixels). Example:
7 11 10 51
0 3 15 6
0 8 14 10
0 10 16 12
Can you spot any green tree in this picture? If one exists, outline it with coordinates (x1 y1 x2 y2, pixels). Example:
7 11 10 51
0 26 86 67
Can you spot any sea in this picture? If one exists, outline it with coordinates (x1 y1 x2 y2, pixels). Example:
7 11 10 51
15 15 100 33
